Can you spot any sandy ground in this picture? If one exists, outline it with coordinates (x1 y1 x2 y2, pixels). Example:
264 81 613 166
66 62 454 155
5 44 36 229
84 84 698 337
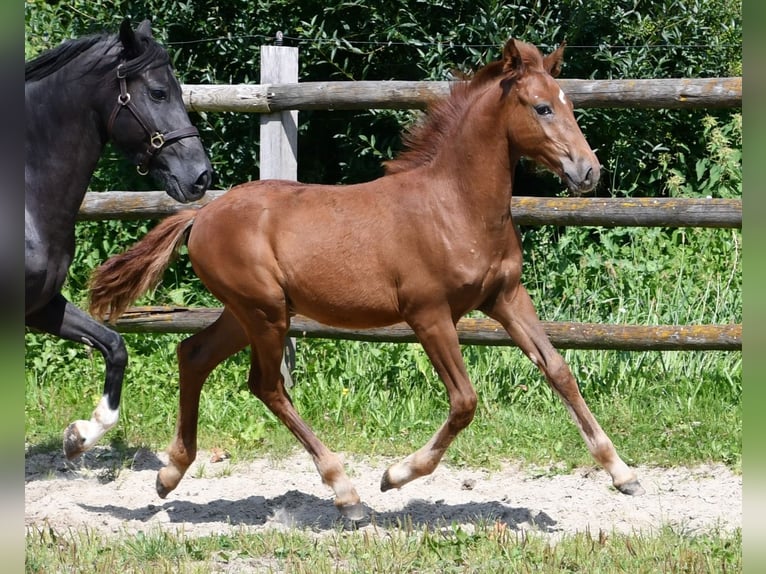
24 445 740 541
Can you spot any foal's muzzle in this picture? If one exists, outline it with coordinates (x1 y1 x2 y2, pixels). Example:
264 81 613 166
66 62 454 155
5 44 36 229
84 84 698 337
563 157 600 194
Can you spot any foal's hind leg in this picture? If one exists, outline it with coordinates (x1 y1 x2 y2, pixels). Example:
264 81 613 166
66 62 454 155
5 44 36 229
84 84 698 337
236 306 365 520
156 307 248 498
381 311 478 491
26 293 127 459
485 286 644 495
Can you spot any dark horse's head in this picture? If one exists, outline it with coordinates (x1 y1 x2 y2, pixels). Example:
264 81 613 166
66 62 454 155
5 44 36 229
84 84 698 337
108 19 212 202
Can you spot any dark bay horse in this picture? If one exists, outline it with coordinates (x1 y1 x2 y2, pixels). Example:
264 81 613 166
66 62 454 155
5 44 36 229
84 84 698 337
26 19 212 459
89 39 644 520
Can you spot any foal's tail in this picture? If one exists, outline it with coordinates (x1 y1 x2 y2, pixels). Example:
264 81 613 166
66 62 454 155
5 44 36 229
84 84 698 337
89 210 197 322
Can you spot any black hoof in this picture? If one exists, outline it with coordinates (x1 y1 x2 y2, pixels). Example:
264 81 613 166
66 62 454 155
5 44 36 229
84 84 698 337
62 424 86 460
616 480 645 496
380 471 396 492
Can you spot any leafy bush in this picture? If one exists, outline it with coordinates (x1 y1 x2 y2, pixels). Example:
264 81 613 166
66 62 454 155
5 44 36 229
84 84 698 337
25 0 741 191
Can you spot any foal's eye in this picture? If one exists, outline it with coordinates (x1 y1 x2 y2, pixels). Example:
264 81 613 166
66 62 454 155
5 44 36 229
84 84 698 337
534 104 553 116
149 88 168 101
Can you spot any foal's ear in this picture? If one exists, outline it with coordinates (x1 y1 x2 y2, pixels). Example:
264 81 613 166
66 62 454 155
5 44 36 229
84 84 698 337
543 41 567 78
502 38 525 77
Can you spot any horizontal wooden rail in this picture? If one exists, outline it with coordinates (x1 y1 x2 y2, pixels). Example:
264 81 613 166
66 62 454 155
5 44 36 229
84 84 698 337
181 77 742 113
78 191 742 228
112 307 741 351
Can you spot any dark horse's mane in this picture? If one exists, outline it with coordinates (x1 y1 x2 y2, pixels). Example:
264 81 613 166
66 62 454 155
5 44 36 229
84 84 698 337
25 29 169 83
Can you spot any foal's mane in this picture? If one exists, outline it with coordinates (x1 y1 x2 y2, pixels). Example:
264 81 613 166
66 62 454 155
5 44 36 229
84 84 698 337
25 29 169 83
383 62 509 175
384 42 545 175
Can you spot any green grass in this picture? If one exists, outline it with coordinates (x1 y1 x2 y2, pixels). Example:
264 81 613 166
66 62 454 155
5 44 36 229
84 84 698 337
24 332 742 474
25 522 741 573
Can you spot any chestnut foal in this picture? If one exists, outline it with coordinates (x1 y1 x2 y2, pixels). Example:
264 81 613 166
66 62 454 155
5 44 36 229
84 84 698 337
90 38 643 521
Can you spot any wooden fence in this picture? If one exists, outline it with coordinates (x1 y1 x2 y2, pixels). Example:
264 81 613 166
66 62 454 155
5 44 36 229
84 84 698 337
180 77 742 112
79 62 742 351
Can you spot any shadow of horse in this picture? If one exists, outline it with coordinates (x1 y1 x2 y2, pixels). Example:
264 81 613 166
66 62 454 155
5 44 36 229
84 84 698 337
25 446 164 483
77 490 559 534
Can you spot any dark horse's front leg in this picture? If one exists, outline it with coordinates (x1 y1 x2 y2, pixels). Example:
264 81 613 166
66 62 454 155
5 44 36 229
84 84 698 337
26 293 127 459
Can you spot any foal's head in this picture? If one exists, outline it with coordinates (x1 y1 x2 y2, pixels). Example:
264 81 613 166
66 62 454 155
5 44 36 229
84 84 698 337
497 39 600 194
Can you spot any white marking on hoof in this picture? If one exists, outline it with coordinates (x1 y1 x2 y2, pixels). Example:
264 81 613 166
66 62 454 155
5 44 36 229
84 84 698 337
68 396 120 452
66 420 111 452
93 395 119 428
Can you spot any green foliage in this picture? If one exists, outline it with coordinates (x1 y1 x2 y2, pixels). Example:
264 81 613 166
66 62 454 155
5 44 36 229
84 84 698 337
25 0 742 192
660 113 742 198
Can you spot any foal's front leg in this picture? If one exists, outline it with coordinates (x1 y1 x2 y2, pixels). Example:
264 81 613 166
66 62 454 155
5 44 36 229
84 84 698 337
485 285 644 495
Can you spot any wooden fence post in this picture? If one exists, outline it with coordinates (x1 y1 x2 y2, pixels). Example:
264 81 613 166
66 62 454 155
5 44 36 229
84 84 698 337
260 34 299 386
260 33 298 179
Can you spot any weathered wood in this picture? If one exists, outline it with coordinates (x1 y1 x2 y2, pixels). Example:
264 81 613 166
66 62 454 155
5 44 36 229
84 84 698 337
511 196 742 228
78 191 742 229
259 45 299 180
112 306 741 351
181 77 741 112
557 77 741 109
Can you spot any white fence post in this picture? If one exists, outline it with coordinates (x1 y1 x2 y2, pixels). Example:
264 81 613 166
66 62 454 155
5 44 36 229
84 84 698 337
260 34 299 386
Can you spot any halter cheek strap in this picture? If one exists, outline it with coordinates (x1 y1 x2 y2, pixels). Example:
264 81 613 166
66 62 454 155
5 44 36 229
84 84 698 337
107 62 200 175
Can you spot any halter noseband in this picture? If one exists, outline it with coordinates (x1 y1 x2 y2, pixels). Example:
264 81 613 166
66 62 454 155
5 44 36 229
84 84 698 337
107 62 200 175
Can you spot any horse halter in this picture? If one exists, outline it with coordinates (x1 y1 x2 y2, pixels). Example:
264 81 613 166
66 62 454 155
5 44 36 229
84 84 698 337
107 62 200 175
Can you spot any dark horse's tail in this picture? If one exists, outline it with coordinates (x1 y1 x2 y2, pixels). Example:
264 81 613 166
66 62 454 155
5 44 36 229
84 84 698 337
89 210 197 322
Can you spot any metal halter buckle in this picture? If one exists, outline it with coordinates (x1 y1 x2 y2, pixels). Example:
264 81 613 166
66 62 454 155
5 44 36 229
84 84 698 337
150 132 166 149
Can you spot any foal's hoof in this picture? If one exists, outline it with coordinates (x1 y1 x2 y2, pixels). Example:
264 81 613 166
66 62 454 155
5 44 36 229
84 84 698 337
156 473 174 499
62 423 86 460
380 470 396 492
338 502 367 523
616 479 645 496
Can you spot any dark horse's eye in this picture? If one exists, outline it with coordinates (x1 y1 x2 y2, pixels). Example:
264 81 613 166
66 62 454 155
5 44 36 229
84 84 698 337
534 104 553 116
149 88 168 101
